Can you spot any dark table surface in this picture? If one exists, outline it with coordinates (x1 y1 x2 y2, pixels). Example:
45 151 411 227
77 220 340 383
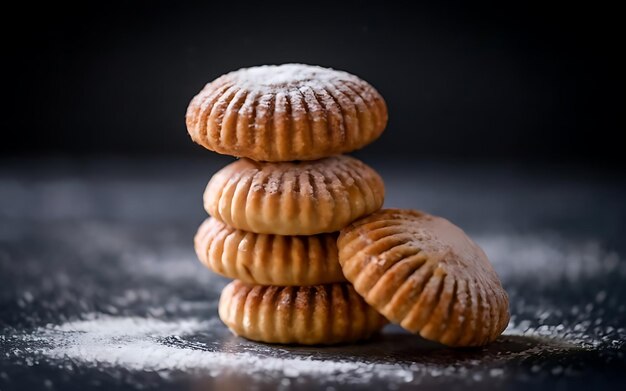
1 157 625 391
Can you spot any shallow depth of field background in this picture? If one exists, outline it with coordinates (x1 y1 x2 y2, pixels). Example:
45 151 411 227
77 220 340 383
3 1 624 168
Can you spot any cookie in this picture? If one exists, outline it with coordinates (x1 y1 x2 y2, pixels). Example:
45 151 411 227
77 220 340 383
194 218 346 286
338 209 510 347
203 155 385 235
186 64 387 161
218 280 387 345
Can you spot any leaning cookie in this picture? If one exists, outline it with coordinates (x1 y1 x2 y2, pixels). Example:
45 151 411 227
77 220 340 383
338 209 510 347
219 280 387 345
194 218 346 286
186 64 387 162
204 155 385 235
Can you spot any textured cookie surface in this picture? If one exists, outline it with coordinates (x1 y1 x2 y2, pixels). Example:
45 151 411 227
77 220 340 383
194 218 346 286
204 155 385 235
219 280 387 345
338 209 510 347
186 64 387 161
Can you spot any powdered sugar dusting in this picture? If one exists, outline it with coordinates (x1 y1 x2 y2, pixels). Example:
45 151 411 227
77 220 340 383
4 312 622 387
478 234 626 282
32 316 396 379
228 64 354 90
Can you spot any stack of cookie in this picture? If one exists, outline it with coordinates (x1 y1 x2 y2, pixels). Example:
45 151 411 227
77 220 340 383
187 64 389 344
187 64 510 347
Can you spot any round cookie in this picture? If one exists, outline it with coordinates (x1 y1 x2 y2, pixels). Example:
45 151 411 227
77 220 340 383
338 209 510 347
194 218 346 286
219 280 387 345
186 64 387 162
204 155 385 235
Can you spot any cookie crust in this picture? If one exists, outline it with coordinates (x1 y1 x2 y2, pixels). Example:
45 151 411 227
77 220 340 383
194 218 346 286
219 280 387 345
186 64 387 162
204 156 385 235
338 209 510 347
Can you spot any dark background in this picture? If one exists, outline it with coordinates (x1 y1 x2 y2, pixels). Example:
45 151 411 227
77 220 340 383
3 1 624 166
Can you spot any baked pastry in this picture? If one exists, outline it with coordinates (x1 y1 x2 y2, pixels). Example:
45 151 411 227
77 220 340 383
337 209 509 347
186 64 387 162
219 280 387 345
194 218 346 286
203 155 385 235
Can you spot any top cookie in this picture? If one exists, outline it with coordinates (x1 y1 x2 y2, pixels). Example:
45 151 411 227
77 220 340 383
338 209 510 347
186 64 387 161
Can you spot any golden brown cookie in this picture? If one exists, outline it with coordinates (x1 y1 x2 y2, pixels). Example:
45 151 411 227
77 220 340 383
338 209 510 347
218 280 387 345
194 218 346 286
186 64 387 162
203 155 385 235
